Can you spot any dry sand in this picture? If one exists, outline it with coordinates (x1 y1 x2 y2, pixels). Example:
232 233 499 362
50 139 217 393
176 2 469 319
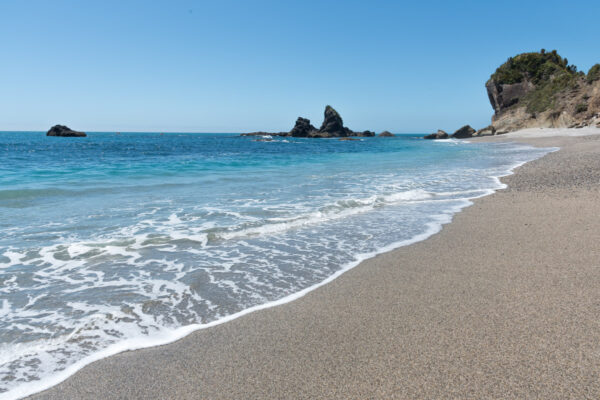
31 132 600 399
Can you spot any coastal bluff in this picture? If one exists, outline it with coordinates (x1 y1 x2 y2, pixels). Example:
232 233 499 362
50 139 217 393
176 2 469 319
46 125 86 137
425 50 600 140
242 106 383 138
487 50 600 132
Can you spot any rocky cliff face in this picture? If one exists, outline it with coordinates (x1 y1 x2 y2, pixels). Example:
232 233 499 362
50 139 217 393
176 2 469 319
486 50 600 132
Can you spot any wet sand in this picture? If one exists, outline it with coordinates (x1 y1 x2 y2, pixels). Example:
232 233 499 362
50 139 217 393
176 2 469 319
31 132 600 399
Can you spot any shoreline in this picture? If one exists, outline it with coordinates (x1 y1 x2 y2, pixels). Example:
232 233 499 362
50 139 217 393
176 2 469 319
7 138 537 400
26 130 600 399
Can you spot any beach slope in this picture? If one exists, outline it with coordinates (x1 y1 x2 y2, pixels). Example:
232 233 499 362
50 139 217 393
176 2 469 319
31 133 600 399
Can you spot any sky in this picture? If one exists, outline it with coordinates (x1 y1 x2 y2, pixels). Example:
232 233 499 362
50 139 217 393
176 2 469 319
1 0 599 133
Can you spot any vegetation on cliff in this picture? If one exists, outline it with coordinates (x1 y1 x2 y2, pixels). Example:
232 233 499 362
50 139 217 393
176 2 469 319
488 50 582 114
490 50 576 85
588 64 600 83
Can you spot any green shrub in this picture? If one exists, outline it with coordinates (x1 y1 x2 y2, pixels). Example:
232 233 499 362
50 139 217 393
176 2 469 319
575 103 588 114
524 70 578 114
490 50 574 85
588 64 600 83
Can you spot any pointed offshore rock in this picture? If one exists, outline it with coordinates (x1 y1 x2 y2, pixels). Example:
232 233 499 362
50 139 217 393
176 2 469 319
46 125 86 137
289 117 316 137
316 105 347 137
451 125 476 138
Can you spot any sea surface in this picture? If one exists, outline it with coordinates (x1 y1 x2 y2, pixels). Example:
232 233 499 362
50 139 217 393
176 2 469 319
0 131 551 398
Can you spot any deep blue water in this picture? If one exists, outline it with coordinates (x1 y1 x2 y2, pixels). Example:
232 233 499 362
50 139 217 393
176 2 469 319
0 131 550 398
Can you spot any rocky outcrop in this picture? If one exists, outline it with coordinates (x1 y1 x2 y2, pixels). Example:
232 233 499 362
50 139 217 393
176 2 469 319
424 130 448 140
486 80 535 114
242 105 383 138
473 125 496 137
378 131 394 137
312 106 349 137
486 50 600 132
451 125 475 138
290 117 316 137
46 125 86 137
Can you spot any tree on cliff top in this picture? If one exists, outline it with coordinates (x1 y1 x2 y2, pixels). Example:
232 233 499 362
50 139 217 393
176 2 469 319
488 50 585 114
588 64 600 83
489 50 576 85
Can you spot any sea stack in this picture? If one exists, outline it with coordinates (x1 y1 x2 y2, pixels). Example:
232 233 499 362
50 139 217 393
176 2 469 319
312 105 350 138
46 125 86 137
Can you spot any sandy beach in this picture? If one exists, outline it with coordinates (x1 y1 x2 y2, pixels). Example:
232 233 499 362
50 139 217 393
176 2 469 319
30 131 600 399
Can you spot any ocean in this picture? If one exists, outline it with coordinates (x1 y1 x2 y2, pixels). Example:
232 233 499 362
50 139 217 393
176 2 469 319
0 131 551 398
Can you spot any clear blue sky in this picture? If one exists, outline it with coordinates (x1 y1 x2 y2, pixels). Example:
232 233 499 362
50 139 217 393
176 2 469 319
1 0 599 133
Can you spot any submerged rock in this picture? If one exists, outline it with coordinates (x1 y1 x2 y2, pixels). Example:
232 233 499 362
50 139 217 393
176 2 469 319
424 129 448 140
46 125 86 137
241 131 287 137
353 130 375 137
451 125 476 138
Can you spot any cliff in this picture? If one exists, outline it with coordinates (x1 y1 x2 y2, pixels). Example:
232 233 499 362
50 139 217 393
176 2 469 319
486 50 600 132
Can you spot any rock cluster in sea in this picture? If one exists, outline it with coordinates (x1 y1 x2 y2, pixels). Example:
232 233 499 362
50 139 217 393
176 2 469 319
46 125 86 137
242 106 391 138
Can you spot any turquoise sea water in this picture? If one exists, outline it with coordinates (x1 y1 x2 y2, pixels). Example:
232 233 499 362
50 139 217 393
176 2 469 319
0 132 550 398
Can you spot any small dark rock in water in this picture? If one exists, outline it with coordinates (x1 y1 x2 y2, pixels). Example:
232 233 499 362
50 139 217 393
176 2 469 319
424 129 448 140
378 131 394 137
353 130 375 137
46 125 86 137
451 125 476 138
339 137 360 141
290 117 316 137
